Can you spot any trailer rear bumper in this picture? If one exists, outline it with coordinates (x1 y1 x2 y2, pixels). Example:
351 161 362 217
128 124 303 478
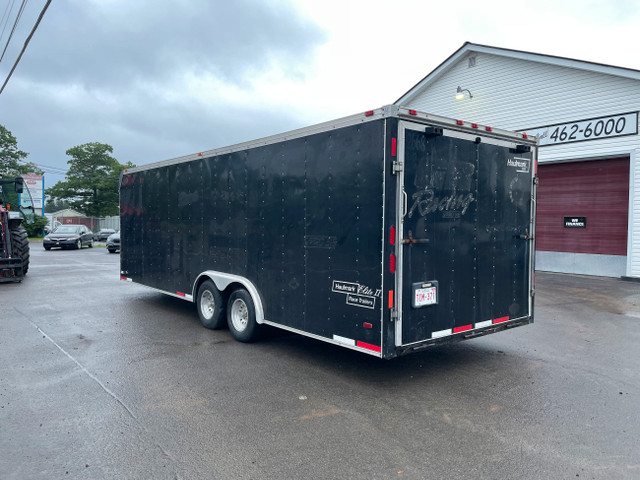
0 257 24 283
396 316 532 357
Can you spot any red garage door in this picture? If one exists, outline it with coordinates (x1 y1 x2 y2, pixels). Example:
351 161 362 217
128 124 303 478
536 157 629 255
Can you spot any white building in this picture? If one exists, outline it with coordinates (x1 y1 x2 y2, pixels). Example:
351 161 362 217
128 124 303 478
396 42 640 279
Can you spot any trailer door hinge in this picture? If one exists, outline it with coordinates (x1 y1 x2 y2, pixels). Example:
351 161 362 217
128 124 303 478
390 308 399 321
393 161 404 174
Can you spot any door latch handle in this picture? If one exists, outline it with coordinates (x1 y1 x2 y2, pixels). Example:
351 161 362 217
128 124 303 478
402 230 430 245
514 229 532 240
402 189 408 218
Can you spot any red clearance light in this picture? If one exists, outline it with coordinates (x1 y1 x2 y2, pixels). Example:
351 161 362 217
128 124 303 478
390 226 396 245
363 322 373 329
522 132 528 139
197 152 203 156
485 126 493 131
365 110 375 117
456 120 464 125
471 123 479 128
390 254 396 273
391 137 397 156
408 109 417 115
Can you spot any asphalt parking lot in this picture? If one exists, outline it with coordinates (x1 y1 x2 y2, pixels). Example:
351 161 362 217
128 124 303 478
2 242 640 479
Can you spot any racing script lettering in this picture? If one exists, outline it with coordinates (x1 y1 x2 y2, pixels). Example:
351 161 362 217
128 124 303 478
408 188 475 218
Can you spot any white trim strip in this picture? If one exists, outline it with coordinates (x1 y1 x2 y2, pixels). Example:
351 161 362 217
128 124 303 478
475 320 493 329
333 335 356 347
432 328 452 339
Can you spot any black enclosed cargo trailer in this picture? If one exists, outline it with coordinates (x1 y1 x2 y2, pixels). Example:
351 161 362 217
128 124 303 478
120 105 537 359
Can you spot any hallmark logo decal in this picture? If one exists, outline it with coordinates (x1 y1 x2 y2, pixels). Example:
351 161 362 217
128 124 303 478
507 157 530 173
332 280 381 310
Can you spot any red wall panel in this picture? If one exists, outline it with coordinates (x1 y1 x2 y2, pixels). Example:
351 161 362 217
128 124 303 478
536 157 629 255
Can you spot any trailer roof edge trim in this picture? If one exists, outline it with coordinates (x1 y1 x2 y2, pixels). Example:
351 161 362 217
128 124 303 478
124 105 536 174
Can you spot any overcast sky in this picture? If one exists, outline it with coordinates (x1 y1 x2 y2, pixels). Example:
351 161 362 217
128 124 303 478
1 0 639 185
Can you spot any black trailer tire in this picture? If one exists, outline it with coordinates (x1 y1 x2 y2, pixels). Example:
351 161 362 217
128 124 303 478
197 280 226 329
227 289 261 343
9 224 29 275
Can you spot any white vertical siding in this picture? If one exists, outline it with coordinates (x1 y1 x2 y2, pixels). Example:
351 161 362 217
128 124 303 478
401 52 640 277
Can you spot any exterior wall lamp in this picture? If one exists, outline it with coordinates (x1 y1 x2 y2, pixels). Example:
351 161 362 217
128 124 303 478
455 86 473 100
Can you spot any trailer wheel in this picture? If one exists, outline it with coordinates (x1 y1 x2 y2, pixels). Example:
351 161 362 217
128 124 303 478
196 280 226 329
227 289 261 343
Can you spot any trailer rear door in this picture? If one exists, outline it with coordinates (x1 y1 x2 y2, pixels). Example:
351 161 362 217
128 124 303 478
395 121 534 346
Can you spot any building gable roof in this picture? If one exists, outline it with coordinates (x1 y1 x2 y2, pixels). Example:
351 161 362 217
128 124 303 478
51 208 85 217
395 42 640 106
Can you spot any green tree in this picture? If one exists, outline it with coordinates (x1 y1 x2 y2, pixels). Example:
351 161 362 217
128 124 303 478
44 198 72 213
23 214 49 238
46 142 134 217
0 124 43 176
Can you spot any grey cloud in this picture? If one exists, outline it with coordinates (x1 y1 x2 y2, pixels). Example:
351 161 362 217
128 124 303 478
19 0 325 88
0 0 326 181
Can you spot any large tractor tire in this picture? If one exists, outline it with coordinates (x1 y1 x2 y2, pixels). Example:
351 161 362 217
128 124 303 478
9 224 29 275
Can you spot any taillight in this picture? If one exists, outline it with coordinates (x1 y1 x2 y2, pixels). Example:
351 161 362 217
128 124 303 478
390 254 396 273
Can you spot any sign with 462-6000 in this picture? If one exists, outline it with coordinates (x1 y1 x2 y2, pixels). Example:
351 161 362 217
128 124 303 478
523 112 638 147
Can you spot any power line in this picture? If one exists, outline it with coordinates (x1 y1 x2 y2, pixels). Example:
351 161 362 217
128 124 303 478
18 158 68 175
0 0 17 48
0 0 50 95
0 0 28 65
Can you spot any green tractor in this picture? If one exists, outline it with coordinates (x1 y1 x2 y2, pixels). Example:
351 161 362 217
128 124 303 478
0 176 34 283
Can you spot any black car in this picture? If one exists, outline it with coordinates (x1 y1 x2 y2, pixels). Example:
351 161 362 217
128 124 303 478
43 225 94 250
95 228 116 242
106 232 120 253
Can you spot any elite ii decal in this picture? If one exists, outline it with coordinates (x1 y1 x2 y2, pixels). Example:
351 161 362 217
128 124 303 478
332 280 381 310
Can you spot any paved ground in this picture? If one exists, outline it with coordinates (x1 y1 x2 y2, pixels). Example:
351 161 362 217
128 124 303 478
1 242 639 479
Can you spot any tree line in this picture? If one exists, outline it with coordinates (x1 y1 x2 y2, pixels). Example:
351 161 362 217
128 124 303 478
0 124 135 219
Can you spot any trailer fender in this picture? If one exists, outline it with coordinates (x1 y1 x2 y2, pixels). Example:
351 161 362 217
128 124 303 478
194 271 266 324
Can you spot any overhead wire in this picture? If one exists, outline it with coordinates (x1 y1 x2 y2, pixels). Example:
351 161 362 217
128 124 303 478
0 0 17 48
18 158 68 175
0 0 50 95
0 0 28 65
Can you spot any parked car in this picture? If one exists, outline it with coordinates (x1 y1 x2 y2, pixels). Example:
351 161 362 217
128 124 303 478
95 228 116 242
106 232 120 253
43 225 94 250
